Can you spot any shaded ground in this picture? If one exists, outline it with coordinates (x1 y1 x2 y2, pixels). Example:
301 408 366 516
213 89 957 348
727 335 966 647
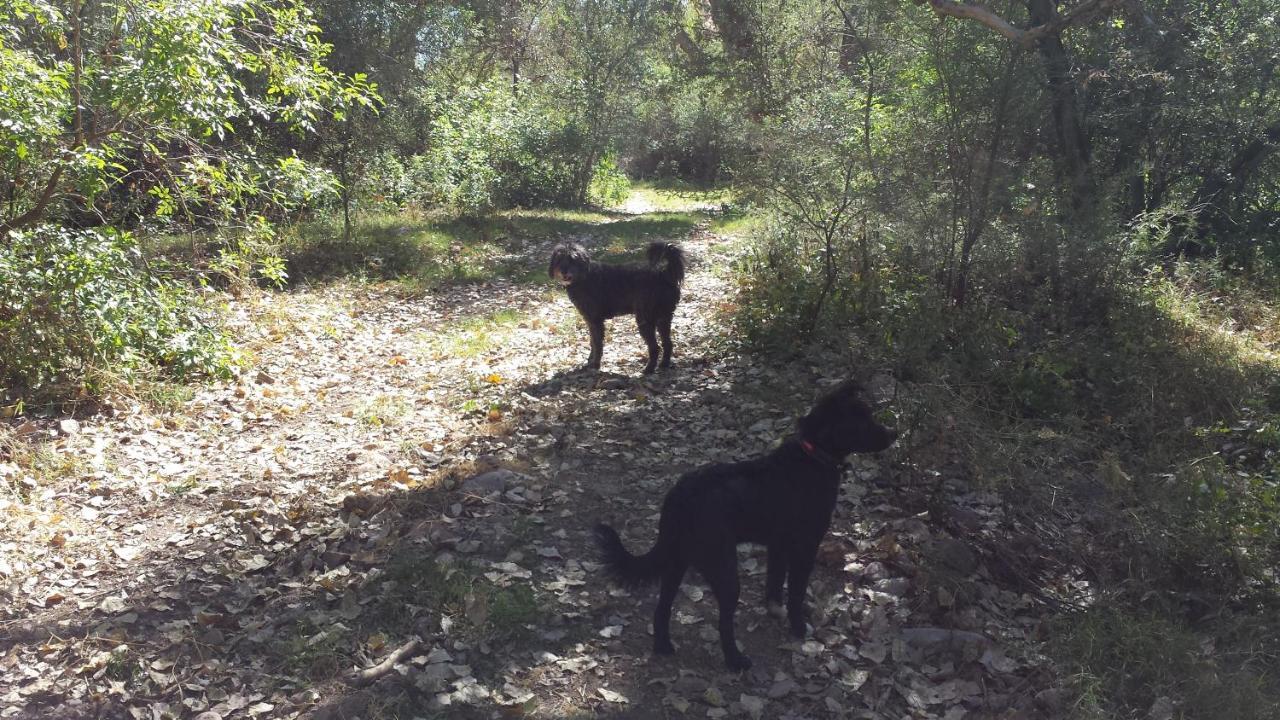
1 196 1077 719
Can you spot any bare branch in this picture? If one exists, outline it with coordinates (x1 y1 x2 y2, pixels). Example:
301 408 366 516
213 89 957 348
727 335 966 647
348 637 421 688
923 0 1126 46
0 165 66 238
925 0 1026 43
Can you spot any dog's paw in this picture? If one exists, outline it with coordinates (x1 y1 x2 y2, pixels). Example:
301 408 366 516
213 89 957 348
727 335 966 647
641 364 657 375
788 620 809 639
724 652 753 671
653 640 676 655
766 601 786 619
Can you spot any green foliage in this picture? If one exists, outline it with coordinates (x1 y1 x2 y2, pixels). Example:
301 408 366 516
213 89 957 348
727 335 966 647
0 0 375 236
586 154 631 206
0 0 371 400
629 76 747 183
1055 607 1278 720
424 84 512 214
730 216 837 347
379 83 603 214
0 226 233 395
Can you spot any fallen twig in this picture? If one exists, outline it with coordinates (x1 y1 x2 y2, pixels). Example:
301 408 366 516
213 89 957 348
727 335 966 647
348 637 421 688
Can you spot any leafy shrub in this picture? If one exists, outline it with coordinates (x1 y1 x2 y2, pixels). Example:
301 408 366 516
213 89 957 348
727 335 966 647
425 85 511 215
1055 606 1278 720
587 154 632 206
419 83 620 214
730 214 883 347
496 107 584 208
730 217 828 347
0 226 233 395
629 76 747 183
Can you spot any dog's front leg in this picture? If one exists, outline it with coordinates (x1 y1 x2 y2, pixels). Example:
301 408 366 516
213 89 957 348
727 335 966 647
585 318 605 370
764 543 788 618
785 543 820 638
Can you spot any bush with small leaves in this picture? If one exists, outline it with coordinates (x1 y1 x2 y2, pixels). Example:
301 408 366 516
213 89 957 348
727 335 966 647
0 226 234 396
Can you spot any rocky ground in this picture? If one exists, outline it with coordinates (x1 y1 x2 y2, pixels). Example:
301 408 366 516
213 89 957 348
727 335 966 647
1 203 1077 719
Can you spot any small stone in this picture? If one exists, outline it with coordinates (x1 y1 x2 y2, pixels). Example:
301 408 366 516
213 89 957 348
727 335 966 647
461 469 530 495
703 687 725 707
737 694 765 719
673 674 707 694
416 664 452 692
766 679 796 699
928 538 978 574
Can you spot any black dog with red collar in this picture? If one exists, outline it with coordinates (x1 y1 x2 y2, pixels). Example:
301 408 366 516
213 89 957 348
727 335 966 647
595 381 897 670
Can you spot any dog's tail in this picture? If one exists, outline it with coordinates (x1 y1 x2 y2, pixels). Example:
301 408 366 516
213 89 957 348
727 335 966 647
646 242 685 286
594 522 675 587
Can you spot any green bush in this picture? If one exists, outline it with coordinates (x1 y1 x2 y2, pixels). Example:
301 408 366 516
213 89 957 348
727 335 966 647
1055 607 1278 720
587 154 632 206
0 226 233 395
413 82 621 214
629 76 747 183
495 106 584 208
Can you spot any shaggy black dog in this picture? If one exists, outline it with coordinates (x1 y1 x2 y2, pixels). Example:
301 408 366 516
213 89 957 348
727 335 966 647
548 241 684 373
594 381 897 670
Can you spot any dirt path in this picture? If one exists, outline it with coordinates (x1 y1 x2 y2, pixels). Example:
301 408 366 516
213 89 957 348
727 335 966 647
1 207 1064 719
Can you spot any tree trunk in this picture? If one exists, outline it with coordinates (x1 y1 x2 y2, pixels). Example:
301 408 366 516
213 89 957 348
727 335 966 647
338 134 353 243
1025 0 1094 215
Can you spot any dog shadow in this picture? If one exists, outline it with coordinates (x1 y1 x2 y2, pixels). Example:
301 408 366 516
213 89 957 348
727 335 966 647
521 367 642 397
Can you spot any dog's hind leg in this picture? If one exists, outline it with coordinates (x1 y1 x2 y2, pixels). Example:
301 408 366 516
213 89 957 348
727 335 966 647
701 551 752 671
586 318 605 370
653 562 686 655
764 543 788 618
657 314 674 369
637 316 659 374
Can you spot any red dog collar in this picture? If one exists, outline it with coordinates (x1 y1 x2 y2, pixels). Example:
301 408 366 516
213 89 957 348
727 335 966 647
799 438 842 468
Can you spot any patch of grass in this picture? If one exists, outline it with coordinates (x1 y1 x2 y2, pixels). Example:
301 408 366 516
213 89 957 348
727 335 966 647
164 476 201 496
276 621 351 680
103 645 141 682
432 309 526 360
368 554 540 644
625 180 732 213
0 436 82 502
486 583 539 640
283 211 506 287
1055 606 1280 720
710 212 761 237
357 393 413 427
280 204 703 291
592 213 701 254
134 379 196 414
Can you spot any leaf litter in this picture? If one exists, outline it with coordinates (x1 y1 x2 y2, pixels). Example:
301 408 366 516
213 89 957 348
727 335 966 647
0 214 1084 719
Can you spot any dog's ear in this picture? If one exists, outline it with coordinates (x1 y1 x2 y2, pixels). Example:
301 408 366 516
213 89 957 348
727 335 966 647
812 379 863 405
835 379 865 395
548 247 560 279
